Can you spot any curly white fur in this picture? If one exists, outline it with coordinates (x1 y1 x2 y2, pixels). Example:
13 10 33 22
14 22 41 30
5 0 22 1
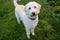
13 0 41 39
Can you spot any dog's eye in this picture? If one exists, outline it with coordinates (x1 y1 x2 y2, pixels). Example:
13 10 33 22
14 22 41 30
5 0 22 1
29 7 31 10
34 6 36 8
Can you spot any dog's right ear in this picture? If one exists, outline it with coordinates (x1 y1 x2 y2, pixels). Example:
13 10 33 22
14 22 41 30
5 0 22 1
24 6 27 13
24 4 28 12
39 4 41 10
24 6 28 15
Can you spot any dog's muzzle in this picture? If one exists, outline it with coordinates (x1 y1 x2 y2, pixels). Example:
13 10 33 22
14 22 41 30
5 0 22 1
31 12 38 16
28 12 37 20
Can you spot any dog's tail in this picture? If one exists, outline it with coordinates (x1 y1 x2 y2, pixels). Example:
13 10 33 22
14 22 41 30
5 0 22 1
13 0 19 7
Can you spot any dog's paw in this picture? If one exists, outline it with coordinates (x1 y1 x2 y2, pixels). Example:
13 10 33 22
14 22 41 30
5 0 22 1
32 32 35 36
27 35 30 39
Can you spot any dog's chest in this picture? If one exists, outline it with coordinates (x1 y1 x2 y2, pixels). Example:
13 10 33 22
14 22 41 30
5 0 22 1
22 16 38 29
27 19 38 28
25 20 37 29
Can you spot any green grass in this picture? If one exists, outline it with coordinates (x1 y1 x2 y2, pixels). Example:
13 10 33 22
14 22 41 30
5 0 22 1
0 0 60 40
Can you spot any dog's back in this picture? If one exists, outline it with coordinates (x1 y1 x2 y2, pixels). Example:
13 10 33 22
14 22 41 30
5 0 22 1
13 0 25 18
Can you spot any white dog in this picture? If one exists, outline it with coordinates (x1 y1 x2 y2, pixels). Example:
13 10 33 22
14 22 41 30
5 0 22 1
13 0 41 39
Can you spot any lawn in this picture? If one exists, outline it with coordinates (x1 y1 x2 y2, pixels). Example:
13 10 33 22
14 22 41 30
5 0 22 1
0 0 60 40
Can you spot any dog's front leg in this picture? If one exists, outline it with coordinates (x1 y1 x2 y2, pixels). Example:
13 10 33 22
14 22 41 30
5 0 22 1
25 28 30 39
31 28 35 36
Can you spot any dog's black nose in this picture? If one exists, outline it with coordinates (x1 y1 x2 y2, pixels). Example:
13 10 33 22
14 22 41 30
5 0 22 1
32 12 35 16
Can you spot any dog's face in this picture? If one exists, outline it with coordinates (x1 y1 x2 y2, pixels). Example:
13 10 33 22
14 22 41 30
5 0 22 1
25 1 41 19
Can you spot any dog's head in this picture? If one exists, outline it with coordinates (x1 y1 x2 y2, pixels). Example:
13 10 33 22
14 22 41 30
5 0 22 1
25 1 41 20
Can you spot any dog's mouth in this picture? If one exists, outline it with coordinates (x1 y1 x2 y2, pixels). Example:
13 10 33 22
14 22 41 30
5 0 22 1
29 16 36 20
29 14 37 20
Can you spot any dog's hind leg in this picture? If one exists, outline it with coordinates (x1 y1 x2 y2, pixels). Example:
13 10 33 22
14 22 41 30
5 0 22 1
15 12 21 24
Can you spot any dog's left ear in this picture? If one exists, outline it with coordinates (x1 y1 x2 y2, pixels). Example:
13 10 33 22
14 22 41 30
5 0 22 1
38 3 41 10
33 1 41 9
34 1 41 9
